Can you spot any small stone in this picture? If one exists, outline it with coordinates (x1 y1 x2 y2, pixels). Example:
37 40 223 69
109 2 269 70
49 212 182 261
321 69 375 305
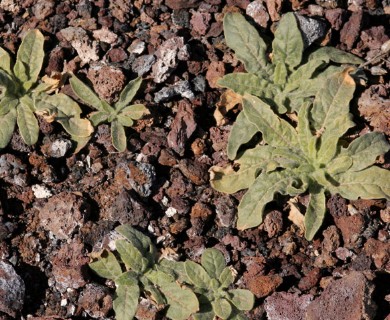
246 0 269 28
172 9 190 28
33 0 54 20
190 10 211 36
364 238 390 270
107 47 128 62
165 0 200 9
264 292 313 320
49 139 72 158
247 274 283 298
334 214 365 249
0 154 28 187
192 75 206 92
32 184 52 199
263 210 283 238
295 14 328 47
128 40 145 55
340 9 364 50
132 55 156 76
92 28 118 44
78 284 112 318
178 159 209 185
206 61 225 89
335 247 354 261
0 261 25 318
298 267 321 291
325 8 347 31
154 80 195 103
305 272 377 319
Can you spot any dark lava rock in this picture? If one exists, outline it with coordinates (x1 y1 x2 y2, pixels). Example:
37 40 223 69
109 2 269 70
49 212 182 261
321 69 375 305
295 14 328 47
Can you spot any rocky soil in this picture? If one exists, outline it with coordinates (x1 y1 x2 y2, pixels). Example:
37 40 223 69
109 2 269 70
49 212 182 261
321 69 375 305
0 0 389 319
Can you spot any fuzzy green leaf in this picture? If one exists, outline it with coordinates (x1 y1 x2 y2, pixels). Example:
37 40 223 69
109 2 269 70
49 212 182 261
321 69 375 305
212 298 232 319
116 239 150 273
0 48 12 74
71 135 91 154
119 104 148 120
144 269 175 287
160 282 199 320
272 13 304 71
304 187 326 240
219 267 234 289
333 166 390 200
17 98 39 145
201 248 226 279
0 108 16 148
0 70 16 96
242 94 298 148
89 111 109 126
223 12 269 76
344 132 390 172
227 109 258 160
89 251 122 280
327 155 353 175
111 120 126 152
113 282 140 320
0 97 18 115
185 260 212 289
116 224 156 259
273 62 288 85
309 46 364 64
115 77 143 111
237 170 306 230
285 59 326 92
14 29 44 83
69 75 105 111
217 73 269 96
229 289 255 311
297 102 317 160
311 68 356 132
117 114 134 127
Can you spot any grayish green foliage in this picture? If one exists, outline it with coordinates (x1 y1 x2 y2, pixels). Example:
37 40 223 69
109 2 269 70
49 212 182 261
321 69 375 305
211 69 390 240
0 29 92 149
220 12 363 159
70 75 148 152
89 225 199 320
182 248 255 320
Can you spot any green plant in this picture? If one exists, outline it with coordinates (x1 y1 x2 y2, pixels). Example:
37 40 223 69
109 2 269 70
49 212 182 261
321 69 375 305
210 69 390 240
69 74 149 152
219 12 363 159
181 248 254 320
89 225 199 320
0 29 92 148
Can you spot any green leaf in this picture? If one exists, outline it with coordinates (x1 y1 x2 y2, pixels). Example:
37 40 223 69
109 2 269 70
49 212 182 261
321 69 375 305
311 68 356 132
117 114 134 127
333 166 390 200
69 75 105 110
13 29 44 83
242 94 298 148
297 102 317 160
115 77 143 111
160 282 199 320
111 120 126 152
223 12 269 76
71 134 91 154
113 283 140 320
212 298 232 319
219 267 234 288
227 109 258 160
0 108 16 148
237 170 306 230
116 239 150 273
201 248 226 279
285 59 326 92
119 104 148 120
17 98 39 145
0 97 18 115
89 111 109 126
229 289 255 311
272 13 304 71
115 225 156 259
327 155 353 175
273 62 288 85
304 187 326 240
309 46 364 64
144 269 175 287
217 73 269 96
0 47 13 74
0 69 16 96
89 251 123 280
185 260 212 289
116 271 139 287
344 132 390 172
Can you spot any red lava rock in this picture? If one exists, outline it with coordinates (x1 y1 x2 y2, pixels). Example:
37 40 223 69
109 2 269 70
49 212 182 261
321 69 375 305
351 253 373 271
0 261 25 318
247 274 283 298
264 292 313 320
167 101 197 156
380 208 390 223
242 256 267 278
45 47 65 74
178 159 209 185
246 0 270 28
39 192 90 240
363 238 390 270
305 272 377 319
87 66 126 103
206 61 225 89
298 267 321 291
107 47 128 62
335 247 354 261
78 283 112 318
226 0 251 9
265 0 283 21
165 0 200 10
263 210 283 238
334 214 365 249
190 10 211 36
158 148 178 166
33 0 55 20
215 194 236 227
191 138 206 156
325 8 347 31
358 84 390 136
166 169 194 199
135 298 159 319
51 239 89 292
109 0 131 23
340 9 364 50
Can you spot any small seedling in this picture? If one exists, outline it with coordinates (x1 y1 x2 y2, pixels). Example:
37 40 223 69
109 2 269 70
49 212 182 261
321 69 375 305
70 75 149 152
219 12 363 159
211 69 390 240
89 225 199 320
0 29 92 148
